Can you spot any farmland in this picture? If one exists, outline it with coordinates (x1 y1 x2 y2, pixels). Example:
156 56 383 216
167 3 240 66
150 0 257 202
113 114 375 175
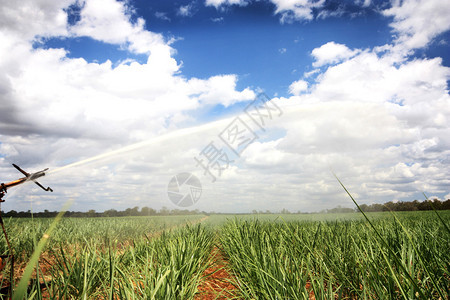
0 211 449 299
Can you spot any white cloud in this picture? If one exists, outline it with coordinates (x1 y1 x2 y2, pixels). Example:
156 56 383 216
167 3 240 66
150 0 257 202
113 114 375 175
0 0 257 212
204 0 376 23
205 0 248 9
269 36 450 209
155 12 171 22
316 6 346 19
303 69 320 78
243 139 288 168
178 3 195 17
311 42 360 67
70 0 164 54
0 45 254 142
188 75 255 106
289 79 308 95
1 0 449 213
354 0 371 7
382 0 450 55
0 0 73 39
253 0 450 209
270 0 326 23
311 52 450 110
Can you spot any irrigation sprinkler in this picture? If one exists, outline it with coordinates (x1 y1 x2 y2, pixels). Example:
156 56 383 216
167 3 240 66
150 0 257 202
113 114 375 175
0 164 53 290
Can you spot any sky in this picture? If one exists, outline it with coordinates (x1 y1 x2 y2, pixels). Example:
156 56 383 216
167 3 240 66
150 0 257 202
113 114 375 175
0 0 449 213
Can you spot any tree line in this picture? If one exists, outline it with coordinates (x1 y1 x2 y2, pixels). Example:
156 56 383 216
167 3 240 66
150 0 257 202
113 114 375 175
258 198 450 214
321 198 450 213
358 198 450 212
1 198 449 218
1 206 208 218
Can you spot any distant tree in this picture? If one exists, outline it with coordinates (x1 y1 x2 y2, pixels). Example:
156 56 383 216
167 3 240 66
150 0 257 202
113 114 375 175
141 206 156 216
131 206 139 216
370 204 384 212
160 206 169 215
442 199 450 210
382 201 395 211
124 206 139 216
325 205 354 214
405 201 418 211
431 199 443 210
17 210 31 217
104 209 118 217
359 204 369 212
7 210 17 217
418 200 432 211
3 198 448 219
412 200 421 209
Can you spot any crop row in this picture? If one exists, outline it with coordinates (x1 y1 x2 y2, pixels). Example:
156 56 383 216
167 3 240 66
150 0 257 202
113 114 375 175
220 212 450 299
0 215 205 262
1 222 214 299
0 212 449 299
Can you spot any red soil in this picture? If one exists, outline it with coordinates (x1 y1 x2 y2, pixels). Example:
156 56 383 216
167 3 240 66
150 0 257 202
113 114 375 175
195 245 318 300
195 247 239 300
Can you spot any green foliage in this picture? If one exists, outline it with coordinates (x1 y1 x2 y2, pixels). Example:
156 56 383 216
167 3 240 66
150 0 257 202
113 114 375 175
0 212 448 299
0 215 212 299
0 215 204 261
220 212 450 299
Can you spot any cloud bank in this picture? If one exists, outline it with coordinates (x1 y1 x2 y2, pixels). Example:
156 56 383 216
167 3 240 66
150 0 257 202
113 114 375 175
0 0 449 213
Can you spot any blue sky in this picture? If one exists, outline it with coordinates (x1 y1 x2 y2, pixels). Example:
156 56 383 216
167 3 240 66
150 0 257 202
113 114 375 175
35 0 450 100
38 0 398 97
1 0 449 213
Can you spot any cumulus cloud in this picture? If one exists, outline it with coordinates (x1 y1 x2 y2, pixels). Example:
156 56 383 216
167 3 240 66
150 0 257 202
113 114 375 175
311 42 360 67
0 0 73 39
188 75 255 106
289 79 308 95
1 0 449 213
0 0 254 139
382 0 450 54
311 52 450 110
0 0 256 212
70 0 164 54
266 39 449 210
208 0 450 211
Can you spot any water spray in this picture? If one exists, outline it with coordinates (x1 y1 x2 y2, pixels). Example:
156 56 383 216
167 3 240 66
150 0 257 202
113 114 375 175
49 117 229 175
